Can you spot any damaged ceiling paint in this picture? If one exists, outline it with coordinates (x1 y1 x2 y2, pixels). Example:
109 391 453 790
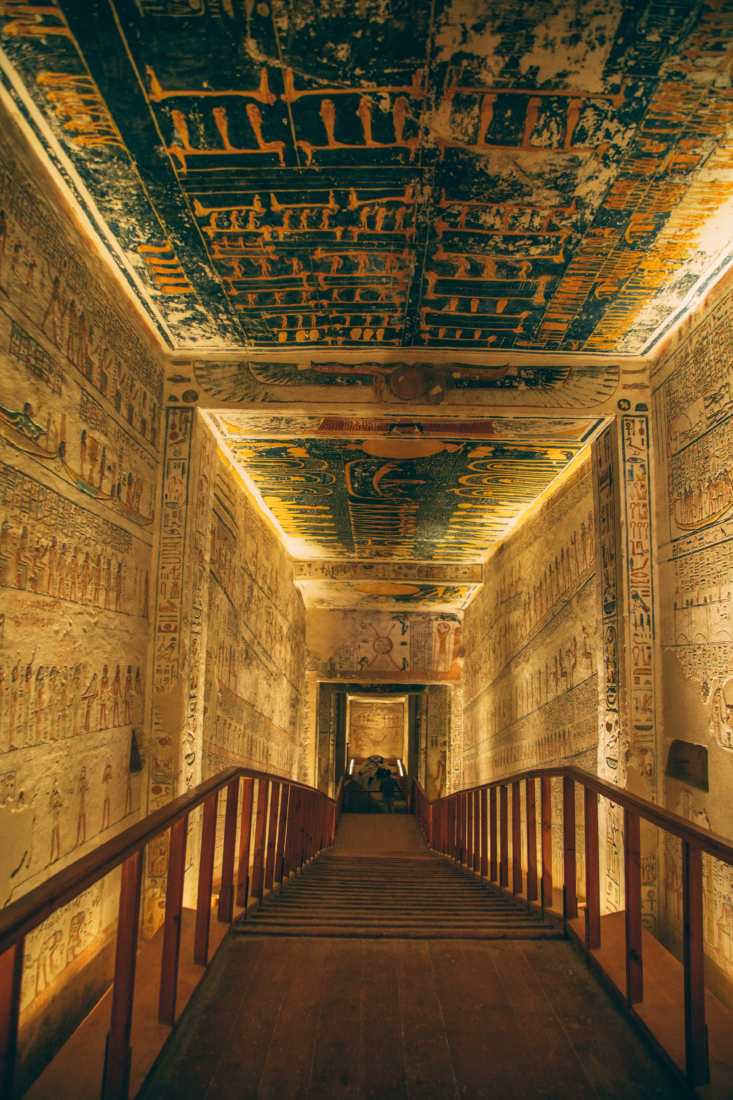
3 0 733 355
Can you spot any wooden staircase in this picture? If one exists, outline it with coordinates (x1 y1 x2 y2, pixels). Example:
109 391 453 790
233 851 562 939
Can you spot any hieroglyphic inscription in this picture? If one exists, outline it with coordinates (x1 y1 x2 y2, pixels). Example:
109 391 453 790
153 408 193 692
437 79 627 159
622 416 657 792
194 186 416 345
421 193 579 348
149 65 425 172
622 415 658 933
9 320 62 394
36 72 124 150
595 427 621 784
656 285 733 689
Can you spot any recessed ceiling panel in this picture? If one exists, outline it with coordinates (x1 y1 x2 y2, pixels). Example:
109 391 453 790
3 1 733 354
205 413 602 560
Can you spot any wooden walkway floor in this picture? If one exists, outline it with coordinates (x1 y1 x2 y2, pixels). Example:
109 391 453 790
139 818 688 1100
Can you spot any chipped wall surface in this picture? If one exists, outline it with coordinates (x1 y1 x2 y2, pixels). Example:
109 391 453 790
0 107 164 1085
462 456 599 784
4 3 733 356
652 269 733 1008
201 449 306 784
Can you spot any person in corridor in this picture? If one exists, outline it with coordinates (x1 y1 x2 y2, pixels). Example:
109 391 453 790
379 769 400 813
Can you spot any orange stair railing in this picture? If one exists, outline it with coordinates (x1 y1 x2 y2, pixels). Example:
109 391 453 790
0 767 343 1100
412 766 733 1091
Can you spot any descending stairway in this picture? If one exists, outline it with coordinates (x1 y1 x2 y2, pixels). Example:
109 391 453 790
233 851 562 939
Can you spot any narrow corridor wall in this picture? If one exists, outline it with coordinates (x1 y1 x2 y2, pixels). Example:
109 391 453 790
461 454 599 892
462 455 599 785
201 448 306 784
652 268 733 1010
0 105 164 1089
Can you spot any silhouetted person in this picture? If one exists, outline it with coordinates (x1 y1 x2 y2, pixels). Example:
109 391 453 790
379 770 400 814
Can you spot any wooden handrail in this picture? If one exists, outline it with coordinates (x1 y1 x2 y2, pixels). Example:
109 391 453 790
0 765 338 1100
0 765 336 957
411 765 723 1090
425 765 733 868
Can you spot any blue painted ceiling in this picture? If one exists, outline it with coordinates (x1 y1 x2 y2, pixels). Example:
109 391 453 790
3 0 733 354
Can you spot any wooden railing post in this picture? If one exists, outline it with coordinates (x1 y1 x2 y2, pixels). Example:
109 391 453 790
284 789 300 878
453 796 460 862
541 777 552 910
512 780 522 894
480 788 488 879
304 792 313 863
236 777 255 910
298 791 307 869
499 785 508 888
316 794 324 854
624 809 643 1005
264 781 281 893
472 791 480 873
218 778 239 922
275 786 290 884
0 940 23 1100
102 850 143 1100
194 793 218 966
563 776 577 920
465 791 473 870
682 841 709 1086
489 787 497 882
584 787 601 950
158 816 188 1026
250 779 268 904
526 778 537 902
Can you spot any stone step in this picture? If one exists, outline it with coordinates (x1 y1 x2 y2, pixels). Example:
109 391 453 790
233 925 563 940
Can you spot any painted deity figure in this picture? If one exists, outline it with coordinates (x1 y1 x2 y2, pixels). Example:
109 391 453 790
49 780 62 864
75 766 89 848
101 762 113 830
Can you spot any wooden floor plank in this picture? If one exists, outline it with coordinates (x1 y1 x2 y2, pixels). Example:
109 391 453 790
358 940 409 1100
255 938 330 1100
306 939 363 1100
476 940 599 1100
202 937 300 1100
429 940 532 1100
396 941 460 1100
137 938 266 1100
519 940 688 1100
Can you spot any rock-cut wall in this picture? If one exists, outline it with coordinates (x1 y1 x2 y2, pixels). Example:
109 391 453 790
0 108 164 1090
652 268 733 1012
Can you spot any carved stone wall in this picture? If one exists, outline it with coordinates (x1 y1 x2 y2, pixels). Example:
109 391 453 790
652 267 733 1010
0 118 164 1090
463 456 599 785
201 450 306 785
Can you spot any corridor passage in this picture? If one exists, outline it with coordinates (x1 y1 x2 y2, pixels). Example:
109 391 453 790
139 818 687 1100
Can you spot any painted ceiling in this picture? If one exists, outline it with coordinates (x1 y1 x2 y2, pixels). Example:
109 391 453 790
4 1 733 356
205 410 602 563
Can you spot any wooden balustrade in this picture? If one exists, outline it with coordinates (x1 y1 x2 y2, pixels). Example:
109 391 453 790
411 764 733 1091
0 767 342 1100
